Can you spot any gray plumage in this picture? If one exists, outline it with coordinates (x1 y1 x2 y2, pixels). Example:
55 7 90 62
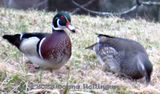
86 34 153 84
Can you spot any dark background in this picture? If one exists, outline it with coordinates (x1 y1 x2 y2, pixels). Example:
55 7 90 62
0 0 160 21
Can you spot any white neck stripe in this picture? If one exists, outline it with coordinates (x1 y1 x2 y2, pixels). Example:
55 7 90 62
52 24 61 30
38 37 46 59
20 33 23 40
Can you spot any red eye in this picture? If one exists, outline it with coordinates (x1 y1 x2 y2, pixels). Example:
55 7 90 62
60 16 65 20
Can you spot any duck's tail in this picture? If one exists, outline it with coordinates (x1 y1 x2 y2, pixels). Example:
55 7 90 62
137 53 153 85
143 59 153 85
2 34 21 48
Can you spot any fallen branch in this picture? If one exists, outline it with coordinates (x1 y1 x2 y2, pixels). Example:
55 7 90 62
71 0 140 17
72 0 160 17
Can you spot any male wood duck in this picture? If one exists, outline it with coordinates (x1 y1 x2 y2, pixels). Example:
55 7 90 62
86 34 153 84
3 12 76 71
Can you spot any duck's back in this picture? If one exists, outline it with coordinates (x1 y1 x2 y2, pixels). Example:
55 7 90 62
106 38 147 54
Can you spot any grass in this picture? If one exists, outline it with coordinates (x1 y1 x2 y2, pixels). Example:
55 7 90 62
0 8 160 94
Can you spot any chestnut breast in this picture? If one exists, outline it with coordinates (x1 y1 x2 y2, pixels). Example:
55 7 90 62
40 31 72 61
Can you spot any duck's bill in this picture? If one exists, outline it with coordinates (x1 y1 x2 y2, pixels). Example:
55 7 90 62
66 22 76 33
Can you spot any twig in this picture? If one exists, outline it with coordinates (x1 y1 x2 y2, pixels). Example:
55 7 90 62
63 66 71 94
28 89 60 94
142 1 160 6
32 0 48 9
72 0 115 16
71 0 95 14
136 0 142 6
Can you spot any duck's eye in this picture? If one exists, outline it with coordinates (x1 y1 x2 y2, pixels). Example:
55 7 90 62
60 16 65 20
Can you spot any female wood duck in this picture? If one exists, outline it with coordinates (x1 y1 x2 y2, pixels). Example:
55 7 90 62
3 12 76 71
86 34 153 85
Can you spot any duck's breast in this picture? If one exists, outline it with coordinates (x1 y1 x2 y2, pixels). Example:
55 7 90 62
40 32 72 63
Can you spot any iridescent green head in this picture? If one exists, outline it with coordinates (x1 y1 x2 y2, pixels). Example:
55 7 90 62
52 12 76 33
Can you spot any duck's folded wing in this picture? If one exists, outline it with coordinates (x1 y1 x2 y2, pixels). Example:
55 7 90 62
97 46 125 72
21 33 50 40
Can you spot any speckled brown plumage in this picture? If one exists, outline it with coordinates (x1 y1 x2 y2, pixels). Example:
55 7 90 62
86 34 153 84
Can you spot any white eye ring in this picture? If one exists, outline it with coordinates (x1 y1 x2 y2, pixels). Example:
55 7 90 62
52 19 65 30
57 19 61 27
57 19 66 28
